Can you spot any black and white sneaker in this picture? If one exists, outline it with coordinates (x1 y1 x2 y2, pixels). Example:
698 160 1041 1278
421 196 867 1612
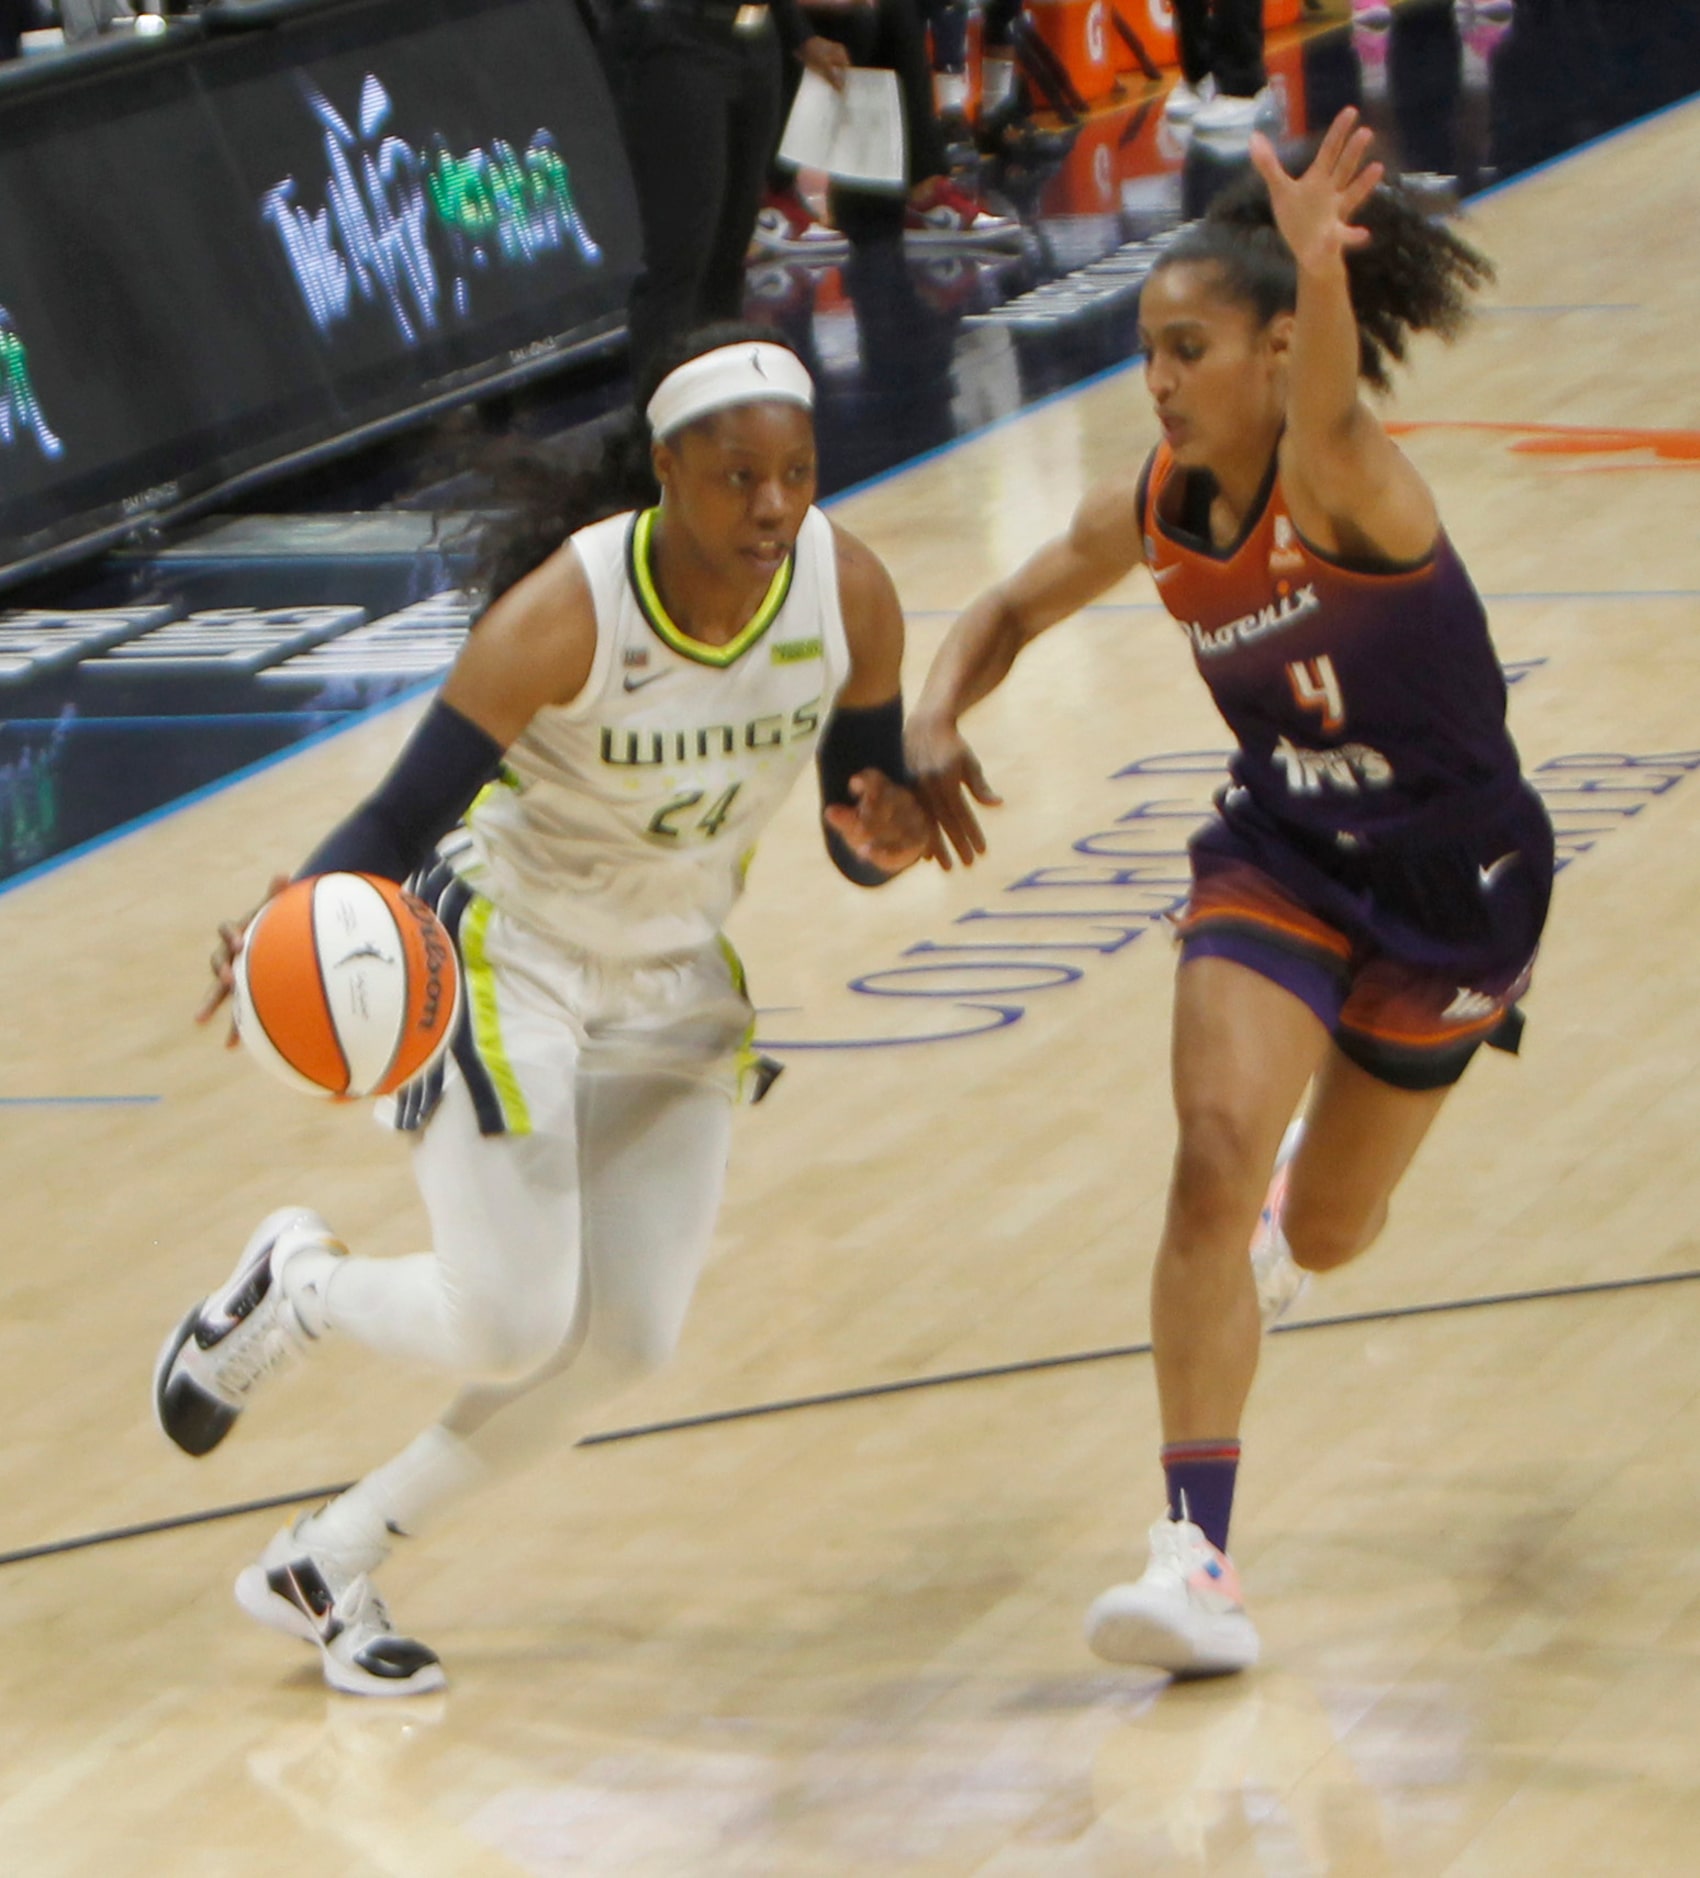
236 1520 446 1698
153 1207 343 1456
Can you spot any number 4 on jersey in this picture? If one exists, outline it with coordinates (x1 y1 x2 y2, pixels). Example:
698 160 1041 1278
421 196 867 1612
1287 655 1345 732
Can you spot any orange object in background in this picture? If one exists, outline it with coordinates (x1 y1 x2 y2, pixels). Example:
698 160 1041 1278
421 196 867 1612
1111 0 1302 77
1265 35 1309 135
1026 0 1121 105
1040 94 1182 217
1038 30 1309 222
1117 0 1177 69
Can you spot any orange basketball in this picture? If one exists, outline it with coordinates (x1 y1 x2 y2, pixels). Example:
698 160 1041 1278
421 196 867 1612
232 873 461 1099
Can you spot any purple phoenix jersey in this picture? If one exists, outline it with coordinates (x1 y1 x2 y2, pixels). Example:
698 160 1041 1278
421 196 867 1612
1140 443 1553 978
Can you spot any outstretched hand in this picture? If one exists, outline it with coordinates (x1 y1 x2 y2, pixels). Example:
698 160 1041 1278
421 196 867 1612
195 872 290 1046
823 771 940 876
1249 107 1384 276
902 713 1002 870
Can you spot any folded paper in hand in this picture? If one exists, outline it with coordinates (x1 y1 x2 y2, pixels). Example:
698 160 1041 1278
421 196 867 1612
777 68 907 190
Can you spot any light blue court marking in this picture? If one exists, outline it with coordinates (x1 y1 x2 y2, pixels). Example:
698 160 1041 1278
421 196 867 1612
0 1095 162 1108
0 677 435 903
823 350 1145 510
1467 91 1700 206
1 713 355 732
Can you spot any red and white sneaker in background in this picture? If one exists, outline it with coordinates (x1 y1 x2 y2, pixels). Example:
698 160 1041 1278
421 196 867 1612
904 175 1022 246
750 187 849 259
1085 1516 1261 1675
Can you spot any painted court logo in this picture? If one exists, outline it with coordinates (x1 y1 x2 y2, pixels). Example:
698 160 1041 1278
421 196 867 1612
1388 421 1700 470
262 75 604 346
0 308 64 461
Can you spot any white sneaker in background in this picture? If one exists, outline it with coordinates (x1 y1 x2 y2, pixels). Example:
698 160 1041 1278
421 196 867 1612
1163 74 1217 122
1192 86 1279 138
1086 1516 1261 1675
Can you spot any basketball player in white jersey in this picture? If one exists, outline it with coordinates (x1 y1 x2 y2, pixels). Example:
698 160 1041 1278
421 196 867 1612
156 324 937 1696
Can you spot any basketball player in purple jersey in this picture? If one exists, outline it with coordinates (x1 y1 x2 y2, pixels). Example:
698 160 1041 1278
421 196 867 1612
907 110 1553 1675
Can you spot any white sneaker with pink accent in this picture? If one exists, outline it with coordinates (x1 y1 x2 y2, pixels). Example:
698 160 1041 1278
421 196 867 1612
1251 1117 1310 1329
1085 1517 1260 1675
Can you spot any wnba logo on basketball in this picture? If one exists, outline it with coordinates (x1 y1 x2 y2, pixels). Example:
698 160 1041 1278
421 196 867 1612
1086 0 1107 65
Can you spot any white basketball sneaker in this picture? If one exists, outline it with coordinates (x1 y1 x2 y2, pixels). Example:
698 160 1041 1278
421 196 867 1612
1085 1517 1260 1675
236 1518 446 1698
1192 85 1279 138
154 1207 344 1456
1163 74 1216 122
1251 1119 1310 1330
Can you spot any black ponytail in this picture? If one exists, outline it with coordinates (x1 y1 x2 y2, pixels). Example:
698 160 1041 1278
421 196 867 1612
470 320 807 603
1153 154 1493 392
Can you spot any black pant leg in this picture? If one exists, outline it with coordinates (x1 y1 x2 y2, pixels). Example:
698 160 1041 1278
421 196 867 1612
1211 0 1268 96
981 0 1019 52
1170 0 1215 88
605 13 739 378
701 25 785 321
864 0 949 181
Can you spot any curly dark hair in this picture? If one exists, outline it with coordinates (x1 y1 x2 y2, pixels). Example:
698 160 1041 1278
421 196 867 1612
1151 152 1494 392
471 320 808 603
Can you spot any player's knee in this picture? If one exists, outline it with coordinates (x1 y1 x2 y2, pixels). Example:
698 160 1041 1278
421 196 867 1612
583 1304 684 1389
1169 1103 1272 1234
449 1295 574 1383
1284 1197 1382 1274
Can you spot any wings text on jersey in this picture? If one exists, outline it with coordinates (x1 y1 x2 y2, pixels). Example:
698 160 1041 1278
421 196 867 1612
599 699 822 768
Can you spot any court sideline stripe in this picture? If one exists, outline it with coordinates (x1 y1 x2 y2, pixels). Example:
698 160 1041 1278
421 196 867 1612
7 1260 1698 1572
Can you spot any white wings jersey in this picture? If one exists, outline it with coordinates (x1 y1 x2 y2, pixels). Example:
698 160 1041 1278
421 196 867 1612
459 504 852 958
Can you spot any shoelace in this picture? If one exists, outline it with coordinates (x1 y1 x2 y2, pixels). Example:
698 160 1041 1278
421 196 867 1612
334 1574 393 1638
217 1316 303 1397
1148 1518 1197 1579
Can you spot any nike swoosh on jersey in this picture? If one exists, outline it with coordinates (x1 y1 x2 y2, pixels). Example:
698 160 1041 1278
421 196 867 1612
622 670 671 692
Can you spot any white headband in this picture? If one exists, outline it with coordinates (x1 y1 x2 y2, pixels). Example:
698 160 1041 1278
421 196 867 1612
646 342 815 440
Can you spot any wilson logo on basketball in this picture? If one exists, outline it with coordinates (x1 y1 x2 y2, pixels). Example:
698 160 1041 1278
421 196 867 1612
235 874 463 1100
410 900 455 1035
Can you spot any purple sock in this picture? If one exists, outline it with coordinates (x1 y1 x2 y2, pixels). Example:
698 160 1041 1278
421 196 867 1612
1162 1439 1242 1555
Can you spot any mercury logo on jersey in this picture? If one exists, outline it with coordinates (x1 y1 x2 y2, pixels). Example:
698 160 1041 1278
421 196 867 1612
1272 735 1394 797
600 698 821 767
1188 582 1321 657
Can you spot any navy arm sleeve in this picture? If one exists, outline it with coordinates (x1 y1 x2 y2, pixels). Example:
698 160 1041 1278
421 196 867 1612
816 694 913 888
298 698 506 883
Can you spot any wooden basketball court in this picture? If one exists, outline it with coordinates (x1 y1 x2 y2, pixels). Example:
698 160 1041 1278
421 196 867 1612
3 97 1699 1877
